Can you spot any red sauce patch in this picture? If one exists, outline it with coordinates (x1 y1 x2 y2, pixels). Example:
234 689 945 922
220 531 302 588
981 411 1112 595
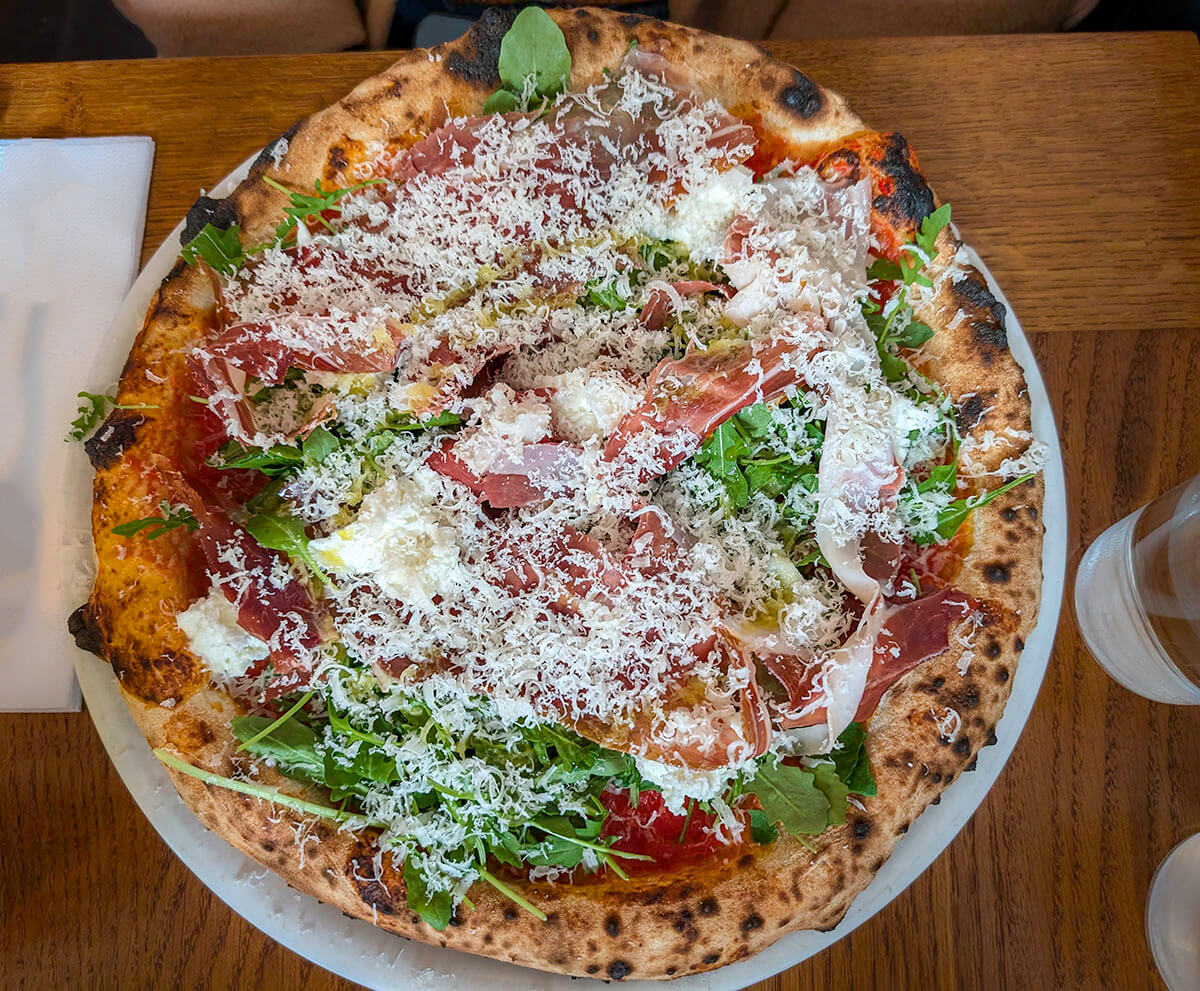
898 517 974 589
600 788 739 874
729 106 813 179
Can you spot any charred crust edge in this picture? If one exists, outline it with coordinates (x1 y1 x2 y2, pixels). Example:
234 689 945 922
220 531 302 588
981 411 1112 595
348 855 403 915
84 410 146 470
252 118 307 174
778 71 823 119
874 133 935 233
953 273 1009 356
446 7 518 87
182 194 238 244
68 603 104 657
956 393 986 431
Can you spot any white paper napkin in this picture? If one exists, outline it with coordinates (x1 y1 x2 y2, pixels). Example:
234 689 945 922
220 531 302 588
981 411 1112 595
0 136 154 711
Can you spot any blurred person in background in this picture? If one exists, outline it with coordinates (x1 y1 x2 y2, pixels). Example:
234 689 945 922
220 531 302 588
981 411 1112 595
113 0 1106 58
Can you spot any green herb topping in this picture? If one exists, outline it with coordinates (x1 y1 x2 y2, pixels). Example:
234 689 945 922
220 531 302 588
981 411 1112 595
483 7 572 113
112 501 199 540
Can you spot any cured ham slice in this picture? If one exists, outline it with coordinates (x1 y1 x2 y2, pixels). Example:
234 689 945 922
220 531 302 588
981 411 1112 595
427 437 582 509
391 47 753 225
814 394 904 603
604 312 826 483
638 279 732 332
156 462 324 682
200 313 410 385
573 640 771 771
190 313 410 443
400 337 520 418
470 501 765 770
762 586 975 751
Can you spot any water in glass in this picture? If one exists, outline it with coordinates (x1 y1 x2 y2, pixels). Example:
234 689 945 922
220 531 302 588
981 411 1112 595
1074 474 1200 703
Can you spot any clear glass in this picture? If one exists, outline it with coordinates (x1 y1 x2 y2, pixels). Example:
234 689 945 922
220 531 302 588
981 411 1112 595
1147 833 1200 991
1074 474 1200 704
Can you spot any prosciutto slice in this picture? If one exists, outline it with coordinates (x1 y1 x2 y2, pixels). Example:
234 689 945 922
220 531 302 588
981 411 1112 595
157 463 324 683
426 437 582 509
764 586 975 751
604 311 826 483
200 313 410 385
392 47 753 219
814 393 905 603
480 503 766 770
639 279 733 332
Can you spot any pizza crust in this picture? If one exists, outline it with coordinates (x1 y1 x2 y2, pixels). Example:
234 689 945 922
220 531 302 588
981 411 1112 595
72 7 1043 981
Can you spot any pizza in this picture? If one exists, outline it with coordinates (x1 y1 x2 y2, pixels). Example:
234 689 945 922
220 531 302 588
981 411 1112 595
69 7 1046 981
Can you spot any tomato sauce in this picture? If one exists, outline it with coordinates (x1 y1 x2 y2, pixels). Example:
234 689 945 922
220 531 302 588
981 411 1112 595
600 788 741 874
729 106 815 179
897 517 974 590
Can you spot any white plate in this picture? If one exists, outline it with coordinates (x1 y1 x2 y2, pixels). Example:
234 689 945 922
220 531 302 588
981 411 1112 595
61 151 1067 990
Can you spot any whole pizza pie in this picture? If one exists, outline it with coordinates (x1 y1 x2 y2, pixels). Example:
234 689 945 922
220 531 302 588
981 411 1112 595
69 7 1046 981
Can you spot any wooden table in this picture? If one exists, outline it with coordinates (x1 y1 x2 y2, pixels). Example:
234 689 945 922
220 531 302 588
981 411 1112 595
2 31 1199 990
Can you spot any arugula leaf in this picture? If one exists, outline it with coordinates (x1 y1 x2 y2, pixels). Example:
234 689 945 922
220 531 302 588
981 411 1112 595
181 223 245 275
262 176 384 244
866 258 902 282
482 88 520 114
695 419 751 509
301 425 339 464
328 706 387 746
734 403 775 439
112 501 199 540
524 834 586 869
245 511 334 586
744 758 831 837
68 391 157 442
893 319 934 350
810 762 850 826
916 203 952 257
746 724 878 840
235 691 314 750
231 714 325 782
830 721 876 797
639 237 689 272
215 426 342 480
748 808 779 844
865 203 953 384
212 440 305 476
324 745 401 799
153 748 380 825
581 280 629 311
489 6 571 112
487 833 525 870
919 473 1036 545
404 856 454 930
691 402 823 534
377 409 463 434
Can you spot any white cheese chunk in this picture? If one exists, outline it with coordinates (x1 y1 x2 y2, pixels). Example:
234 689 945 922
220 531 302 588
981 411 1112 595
648 164 755 259
309 466 469 609
454 383 552 475
176 586 270 680
545 368 641 442
634 756 740 814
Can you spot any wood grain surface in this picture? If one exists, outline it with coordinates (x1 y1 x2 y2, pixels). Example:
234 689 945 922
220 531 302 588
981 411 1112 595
2 31 1199 991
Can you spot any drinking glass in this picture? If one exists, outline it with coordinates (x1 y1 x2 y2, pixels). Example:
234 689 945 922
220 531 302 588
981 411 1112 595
1074 473 1200 703
1146 834 1200 991
1075 472 1200 990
